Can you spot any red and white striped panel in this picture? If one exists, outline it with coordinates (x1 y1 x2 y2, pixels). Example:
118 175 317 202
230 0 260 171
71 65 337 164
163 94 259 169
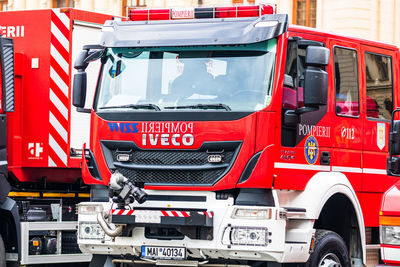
161 210 190 217
109 209 214 218
198 211 214 218
48 9 71 167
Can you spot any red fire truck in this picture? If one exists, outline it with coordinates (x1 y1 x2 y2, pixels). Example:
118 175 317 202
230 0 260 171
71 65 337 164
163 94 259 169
0 8 117 266
73 4 400 267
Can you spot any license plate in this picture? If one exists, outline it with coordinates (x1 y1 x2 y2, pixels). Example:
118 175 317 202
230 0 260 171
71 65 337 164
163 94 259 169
141 246 186 260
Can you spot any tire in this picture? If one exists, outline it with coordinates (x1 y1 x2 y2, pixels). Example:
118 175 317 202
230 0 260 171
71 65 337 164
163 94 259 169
306 230 351 267
0 234 5 267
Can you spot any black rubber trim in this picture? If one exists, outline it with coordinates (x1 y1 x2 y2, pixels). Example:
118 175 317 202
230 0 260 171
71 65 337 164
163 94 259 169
238 151 262 184
85 148 102 181
235 188 275 206
89 255 109 267
96 111 253 122
90 185 109 202
147 195 206 202
284 207 307 212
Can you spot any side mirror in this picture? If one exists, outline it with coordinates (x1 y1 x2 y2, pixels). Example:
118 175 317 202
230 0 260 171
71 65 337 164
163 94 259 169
387 109 400 176
303 46 329 107
390 120 400 155
72 71 87 108
303 67 328 107
305 46 330 66
74 50 89 70
0 37 14 112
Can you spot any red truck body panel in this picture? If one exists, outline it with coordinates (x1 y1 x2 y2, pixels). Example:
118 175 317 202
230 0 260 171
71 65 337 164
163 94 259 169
0 9 114 183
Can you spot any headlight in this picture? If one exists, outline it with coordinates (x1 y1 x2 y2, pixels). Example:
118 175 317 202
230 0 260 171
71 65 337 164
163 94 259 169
79 222 105 240
381 225 400 245
232 208 271 219
230 227 269 246
77 203 103 215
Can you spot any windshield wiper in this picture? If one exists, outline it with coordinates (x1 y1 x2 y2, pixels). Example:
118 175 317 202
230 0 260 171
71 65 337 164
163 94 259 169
164 103 231 111
99 104 161 111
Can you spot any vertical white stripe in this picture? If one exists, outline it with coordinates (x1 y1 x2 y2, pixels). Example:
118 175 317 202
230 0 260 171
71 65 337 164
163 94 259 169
48 156 57 167
50 67 68 97
50 22 69 52
52 9 70 30
49 134 67 165
50 44 69 74
49 89 68 120
49 112 68 142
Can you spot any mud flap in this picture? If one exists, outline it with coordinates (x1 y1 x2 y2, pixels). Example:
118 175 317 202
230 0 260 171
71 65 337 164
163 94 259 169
89 255 114 267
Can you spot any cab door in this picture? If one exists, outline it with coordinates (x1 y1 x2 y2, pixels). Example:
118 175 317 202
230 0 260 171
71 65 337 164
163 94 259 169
360 45 398 226
329 39 363 192
274 32 332 190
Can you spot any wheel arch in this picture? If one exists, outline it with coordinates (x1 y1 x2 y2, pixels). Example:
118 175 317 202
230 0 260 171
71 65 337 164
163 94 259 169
276 171 366 264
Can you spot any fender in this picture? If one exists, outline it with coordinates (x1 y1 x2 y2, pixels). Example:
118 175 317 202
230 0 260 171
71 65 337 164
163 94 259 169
0 197 21 261
276 171 366 264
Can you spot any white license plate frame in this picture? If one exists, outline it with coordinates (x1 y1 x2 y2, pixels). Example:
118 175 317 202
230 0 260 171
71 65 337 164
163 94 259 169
141 246 186 260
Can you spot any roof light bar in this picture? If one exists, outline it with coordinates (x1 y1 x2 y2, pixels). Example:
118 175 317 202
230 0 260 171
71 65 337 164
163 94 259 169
128 4 275 21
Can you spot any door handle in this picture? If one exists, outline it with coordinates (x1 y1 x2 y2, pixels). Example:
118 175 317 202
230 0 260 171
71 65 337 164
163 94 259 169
320 151 330 165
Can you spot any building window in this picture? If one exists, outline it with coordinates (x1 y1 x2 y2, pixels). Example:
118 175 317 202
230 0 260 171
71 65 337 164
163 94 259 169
293 0 316 27
53 0 74 8
0 0 7 11
232 0 255 4
123 0 147 17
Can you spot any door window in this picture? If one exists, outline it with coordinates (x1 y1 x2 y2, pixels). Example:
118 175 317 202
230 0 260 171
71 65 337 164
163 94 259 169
334 47 359 117
365 53 393 120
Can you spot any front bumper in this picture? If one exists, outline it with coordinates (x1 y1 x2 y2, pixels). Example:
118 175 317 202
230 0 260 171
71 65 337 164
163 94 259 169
77 190 313 263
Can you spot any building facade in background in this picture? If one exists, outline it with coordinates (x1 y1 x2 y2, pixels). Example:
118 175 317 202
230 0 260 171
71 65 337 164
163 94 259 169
1 0 400 47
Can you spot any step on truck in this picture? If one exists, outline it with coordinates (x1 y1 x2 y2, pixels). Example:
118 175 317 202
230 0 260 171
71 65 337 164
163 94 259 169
0 8 118 266
73 5 400 267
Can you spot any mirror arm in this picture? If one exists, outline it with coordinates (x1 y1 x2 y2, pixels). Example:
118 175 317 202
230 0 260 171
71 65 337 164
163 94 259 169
295 106 318 115
76 108 91 113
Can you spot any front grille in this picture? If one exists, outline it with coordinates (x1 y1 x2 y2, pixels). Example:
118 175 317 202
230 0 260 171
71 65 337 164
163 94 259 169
118 168 225 185
101 140 241 186
112 150 234 166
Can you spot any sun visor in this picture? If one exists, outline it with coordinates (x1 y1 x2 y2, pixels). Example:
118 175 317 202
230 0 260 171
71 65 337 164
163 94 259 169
100 14 288 47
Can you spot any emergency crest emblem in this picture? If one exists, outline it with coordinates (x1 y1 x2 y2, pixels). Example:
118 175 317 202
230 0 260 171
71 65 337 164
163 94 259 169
304 136 319 165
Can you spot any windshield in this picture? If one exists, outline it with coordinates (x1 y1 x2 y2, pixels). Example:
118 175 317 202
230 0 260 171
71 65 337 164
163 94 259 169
95 39 277 112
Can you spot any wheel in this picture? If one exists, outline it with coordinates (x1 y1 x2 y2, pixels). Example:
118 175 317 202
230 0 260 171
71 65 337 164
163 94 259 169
0 234 5 267
306 230 351 267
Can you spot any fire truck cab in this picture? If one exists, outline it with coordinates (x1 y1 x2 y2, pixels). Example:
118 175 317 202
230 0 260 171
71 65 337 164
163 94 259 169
74 5 400 266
